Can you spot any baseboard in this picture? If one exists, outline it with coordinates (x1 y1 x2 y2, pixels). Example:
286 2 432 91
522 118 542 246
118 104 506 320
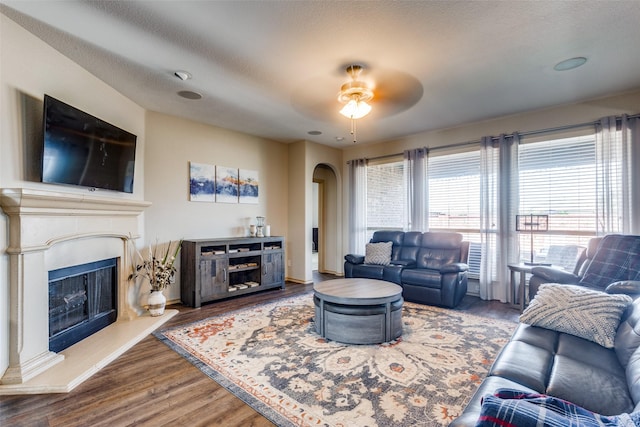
286 277 313 285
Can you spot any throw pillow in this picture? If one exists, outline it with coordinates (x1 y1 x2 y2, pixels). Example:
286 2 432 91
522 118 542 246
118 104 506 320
364 241 392 266
475 388 640 427
519 283 632 348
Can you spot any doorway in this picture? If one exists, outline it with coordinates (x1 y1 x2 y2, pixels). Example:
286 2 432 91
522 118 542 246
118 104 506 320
312 180 323 271
312 163 338 275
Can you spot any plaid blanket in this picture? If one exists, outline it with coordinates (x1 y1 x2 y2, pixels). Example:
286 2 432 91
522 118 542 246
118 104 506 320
579 235 640 289
475 389 640 427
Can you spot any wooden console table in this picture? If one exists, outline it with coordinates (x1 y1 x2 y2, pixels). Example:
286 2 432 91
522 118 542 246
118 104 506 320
181 237 285 307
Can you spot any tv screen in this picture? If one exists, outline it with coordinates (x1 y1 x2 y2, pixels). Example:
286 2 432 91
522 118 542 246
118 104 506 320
42 95 137 193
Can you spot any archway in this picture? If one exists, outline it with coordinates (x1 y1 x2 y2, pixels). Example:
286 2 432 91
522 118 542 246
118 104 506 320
312 164 339 275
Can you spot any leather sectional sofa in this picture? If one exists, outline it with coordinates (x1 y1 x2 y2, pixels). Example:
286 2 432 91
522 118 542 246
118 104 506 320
452 233 640 425
451 290 640 425
344 230 469 308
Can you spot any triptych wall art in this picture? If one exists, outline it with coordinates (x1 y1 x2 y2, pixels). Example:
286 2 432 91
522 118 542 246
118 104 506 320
189 162 259 204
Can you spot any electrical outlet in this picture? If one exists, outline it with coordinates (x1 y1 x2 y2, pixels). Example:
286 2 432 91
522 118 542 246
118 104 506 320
287 259 292 267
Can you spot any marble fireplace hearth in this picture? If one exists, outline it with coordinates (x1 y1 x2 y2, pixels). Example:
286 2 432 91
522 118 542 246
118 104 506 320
0 188 177 394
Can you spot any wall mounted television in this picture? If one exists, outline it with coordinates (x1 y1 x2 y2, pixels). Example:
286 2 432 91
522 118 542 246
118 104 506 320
41 94 137 193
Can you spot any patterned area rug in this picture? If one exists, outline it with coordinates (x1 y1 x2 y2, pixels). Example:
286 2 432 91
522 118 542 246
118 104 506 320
154 294 515 426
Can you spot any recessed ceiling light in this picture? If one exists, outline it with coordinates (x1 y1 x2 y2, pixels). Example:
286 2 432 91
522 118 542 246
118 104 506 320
335 136 345 142
308 130 322 135
178 90 202 100
553 57 587 71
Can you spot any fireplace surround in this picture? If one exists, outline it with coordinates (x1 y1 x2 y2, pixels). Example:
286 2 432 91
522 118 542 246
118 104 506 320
0 188 177 394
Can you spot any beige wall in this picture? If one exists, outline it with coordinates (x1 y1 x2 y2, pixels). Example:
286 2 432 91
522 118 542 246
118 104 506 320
3 8 640 383
0 15 146 377
287 141 343 283
144 111 289 302
313 165 339 275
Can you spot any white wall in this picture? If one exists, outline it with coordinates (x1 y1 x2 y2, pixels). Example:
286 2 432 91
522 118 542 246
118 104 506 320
0 15 146 378
144 111 289 302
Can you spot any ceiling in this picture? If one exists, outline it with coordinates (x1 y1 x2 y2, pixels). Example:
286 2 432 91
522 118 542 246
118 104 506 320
3 1 640 148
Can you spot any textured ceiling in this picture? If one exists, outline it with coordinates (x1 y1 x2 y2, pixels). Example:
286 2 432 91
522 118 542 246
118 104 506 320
3 1 640 147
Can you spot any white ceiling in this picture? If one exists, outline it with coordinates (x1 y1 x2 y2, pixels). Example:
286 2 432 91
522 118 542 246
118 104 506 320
3 1 640 147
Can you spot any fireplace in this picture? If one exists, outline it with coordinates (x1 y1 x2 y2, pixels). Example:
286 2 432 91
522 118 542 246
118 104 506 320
49 258 118 353
0 188 177 394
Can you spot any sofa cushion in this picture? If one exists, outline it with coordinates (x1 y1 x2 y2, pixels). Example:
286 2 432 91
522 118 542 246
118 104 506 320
520 284 632 348
344 253 364 264
488 339 554 392
370 230 404 261
364 241 392 266
626 348 640 412
547 352 632 415
350 263 385 280
401 268 442 288
615 300 640 369
476 389 640 427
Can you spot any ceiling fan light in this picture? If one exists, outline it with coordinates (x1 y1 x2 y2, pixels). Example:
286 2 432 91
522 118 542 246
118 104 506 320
339 99 372 119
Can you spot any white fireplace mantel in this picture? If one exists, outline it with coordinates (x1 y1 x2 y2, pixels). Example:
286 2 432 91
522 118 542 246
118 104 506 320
1 188 152 252
0 188 176 393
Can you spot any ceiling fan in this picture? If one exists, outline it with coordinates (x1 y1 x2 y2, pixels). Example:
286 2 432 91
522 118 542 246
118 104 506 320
290 63 424 143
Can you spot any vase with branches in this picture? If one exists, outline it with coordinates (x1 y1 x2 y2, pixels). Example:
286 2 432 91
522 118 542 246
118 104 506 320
128 237 182 315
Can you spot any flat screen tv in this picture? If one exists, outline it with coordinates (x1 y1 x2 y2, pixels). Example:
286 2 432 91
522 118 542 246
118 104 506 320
42 94 137 193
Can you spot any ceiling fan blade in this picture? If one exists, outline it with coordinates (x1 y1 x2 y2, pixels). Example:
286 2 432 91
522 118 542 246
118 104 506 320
290 66 423 122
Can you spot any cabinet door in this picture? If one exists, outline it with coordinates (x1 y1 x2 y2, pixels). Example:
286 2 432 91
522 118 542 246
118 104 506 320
200 257 228 301
262 251 283 287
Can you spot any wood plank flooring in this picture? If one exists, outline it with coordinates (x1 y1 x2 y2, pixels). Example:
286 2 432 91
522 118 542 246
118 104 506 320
0 273 519 426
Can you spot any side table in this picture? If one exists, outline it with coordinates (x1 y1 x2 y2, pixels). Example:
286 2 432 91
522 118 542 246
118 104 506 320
507 263 534 312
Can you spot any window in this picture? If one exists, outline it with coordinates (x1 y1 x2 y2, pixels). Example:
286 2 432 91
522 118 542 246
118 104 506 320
360 133 603 276
428 151 481 233
428 150 481 277
365 159 405 240
518 135 597 266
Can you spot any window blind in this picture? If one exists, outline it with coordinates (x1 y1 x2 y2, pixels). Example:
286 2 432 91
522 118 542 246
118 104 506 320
366 160 405 238
428 151 481 232
519 135 596 235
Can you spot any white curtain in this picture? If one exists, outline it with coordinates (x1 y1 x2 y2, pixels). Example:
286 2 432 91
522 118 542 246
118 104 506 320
479 134 520 302
595 115 636 235
348 158 368 254
630 117 640 235
403 148 428 231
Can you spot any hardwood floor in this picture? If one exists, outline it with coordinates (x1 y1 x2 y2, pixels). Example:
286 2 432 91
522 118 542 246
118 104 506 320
0 273 519 426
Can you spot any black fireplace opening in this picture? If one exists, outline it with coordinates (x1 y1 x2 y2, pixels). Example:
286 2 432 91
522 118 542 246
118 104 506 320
49 258 118 353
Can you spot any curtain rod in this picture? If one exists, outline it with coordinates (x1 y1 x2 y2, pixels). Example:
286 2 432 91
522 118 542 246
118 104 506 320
348 113 639 163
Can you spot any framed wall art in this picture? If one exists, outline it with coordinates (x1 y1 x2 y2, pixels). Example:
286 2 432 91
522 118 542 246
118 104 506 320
239 169 259 204
215 166 239 203
189 162 215 202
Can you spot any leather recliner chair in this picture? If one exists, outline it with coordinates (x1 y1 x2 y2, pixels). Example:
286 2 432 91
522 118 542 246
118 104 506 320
529 234 640 302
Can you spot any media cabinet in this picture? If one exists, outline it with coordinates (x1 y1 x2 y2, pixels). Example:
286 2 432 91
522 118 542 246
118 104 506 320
180 237 285 307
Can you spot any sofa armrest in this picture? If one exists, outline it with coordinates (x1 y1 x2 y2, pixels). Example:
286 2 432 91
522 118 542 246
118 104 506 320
440 262 469 274
530 266 579 284
344 254 365 264
606 280 640 297
390 259 416 268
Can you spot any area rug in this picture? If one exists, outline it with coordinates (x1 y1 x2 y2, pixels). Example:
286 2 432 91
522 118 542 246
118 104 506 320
154 294 516 426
